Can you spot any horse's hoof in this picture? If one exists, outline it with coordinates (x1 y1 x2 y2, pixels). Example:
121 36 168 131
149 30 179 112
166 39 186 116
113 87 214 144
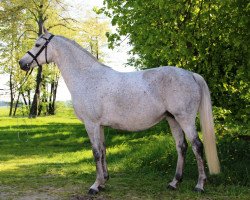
98 185 105 191
167 184 177 190
104 174 109 181
194 187 204 193
88 188 99 195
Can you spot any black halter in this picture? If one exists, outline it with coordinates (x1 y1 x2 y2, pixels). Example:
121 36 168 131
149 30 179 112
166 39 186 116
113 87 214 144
27 34 54 67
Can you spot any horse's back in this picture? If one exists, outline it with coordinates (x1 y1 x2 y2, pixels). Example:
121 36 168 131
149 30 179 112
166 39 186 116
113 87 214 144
103 65 201 114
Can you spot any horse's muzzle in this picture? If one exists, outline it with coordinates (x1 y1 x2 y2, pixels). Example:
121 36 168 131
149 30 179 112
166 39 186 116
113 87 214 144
19 60 30 71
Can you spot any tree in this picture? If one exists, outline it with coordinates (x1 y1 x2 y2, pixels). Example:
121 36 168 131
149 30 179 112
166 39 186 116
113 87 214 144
1 1 112 117
0 0 33 116
38 63 60 115
102 0 250 122
0 0 78 117
23 0 75 118
77 12 110 61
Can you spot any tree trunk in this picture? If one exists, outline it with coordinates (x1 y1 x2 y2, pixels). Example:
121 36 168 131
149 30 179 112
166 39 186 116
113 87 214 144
21 92 28 116
52 78 58 114
48 81 54 114
9 73 14 116
48 77 59 115
22 93 28 106
38 76 48 116
13 91 21 116
27 90 31 107
29 65 43 118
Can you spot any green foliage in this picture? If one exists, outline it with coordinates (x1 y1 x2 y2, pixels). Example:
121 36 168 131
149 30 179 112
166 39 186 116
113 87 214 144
102 0 250 122
0 0 72 116
77 14 110 61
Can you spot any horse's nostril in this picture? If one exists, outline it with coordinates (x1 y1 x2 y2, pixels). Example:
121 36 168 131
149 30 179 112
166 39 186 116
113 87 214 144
19 60 30 71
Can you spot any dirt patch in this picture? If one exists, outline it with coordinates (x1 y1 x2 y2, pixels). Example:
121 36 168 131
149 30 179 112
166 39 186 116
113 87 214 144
0 185 15 199
18 193 59 200
0 185 61 200
70 194 107 200
0 185 108 200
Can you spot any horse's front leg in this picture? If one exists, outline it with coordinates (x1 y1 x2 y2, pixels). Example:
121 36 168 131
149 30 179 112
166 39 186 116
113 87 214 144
100 127 109 182
85 122 108 194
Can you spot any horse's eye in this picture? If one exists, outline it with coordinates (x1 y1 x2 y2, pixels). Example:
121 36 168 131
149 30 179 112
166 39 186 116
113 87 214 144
35 44 41 47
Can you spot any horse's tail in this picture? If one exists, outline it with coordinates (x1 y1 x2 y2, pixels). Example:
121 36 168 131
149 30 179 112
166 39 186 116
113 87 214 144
193 73 220 175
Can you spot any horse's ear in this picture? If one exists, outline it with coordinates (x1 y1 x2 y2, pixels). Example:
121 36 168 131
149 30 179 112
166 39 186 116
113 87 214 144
42 25 49 34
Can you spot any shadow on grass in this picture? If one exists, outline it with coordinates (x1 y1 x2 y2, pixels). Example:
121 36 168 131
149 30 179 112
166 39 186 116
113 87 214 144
0 118 249 200
0 120 169 158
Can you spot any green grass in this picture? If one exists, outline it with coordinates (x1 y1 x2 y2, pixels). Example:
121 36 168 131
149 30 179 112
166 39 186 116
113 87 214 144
0 106 249 199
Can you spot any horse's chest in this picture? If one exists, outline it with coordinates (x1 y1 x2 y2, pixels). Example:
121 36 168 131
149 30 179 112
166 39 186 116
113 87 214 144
72 94 103 122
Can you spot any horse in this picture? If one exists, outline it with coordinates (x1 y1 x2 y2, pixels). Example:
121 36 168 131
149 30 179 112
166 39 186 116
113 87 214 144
19 29 220 194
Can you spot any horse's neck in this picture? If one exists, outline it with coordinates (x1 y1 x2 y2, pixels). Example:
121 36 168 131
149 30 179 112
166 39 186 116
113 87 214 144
52 37 100 93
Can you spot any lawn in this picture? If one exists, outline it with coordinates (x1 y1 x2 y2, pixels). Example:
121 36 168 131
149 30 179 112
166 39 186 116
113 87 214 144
0 105 249 199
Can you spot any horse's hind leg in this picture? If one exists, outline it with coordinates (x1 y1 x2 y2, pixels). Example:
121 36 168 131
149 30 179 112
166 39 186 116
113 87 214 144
166 116 188 190
175 115 207 192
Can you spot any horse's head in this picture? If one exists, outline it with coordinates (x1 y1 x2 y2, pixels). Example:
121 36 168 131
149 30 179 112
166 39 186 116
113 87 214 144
19 27 55 71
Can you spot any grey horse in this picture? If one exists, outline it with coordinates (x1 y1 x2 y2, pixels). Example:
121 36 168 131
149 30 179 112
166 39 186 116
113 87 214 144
19 29 220 194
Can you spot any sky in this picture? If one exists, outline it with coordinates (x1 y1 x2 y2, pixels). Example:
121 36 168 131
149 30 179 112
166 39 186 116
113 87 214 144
0 0 135 102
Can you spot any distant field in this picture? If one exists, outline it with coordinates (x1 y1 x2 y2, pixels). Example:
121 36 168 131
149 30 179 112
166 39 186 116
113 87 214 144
0 106 249 199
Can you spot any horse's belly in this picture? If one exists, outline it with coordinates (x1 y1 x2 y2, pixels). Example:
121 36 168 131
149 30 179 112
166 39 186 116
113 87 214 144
102 106 166 131
101 87 167 131
109 116 165 131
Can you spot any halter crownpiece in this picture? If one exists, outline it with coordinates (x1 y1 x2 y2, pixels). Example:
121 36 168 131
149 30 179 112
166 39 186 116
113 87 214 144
26 34 54 68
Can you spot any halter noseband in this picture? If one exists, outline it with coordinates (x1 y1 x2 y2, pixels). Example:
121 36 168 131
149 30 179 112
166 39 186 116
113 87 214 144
27 34 54 67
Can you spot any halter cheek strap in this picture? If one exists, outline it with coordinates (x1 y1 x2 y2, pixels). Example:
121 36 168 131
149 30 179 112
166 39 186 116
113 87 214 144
41 35 53 64
27 51 41 67
27 34 54 67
